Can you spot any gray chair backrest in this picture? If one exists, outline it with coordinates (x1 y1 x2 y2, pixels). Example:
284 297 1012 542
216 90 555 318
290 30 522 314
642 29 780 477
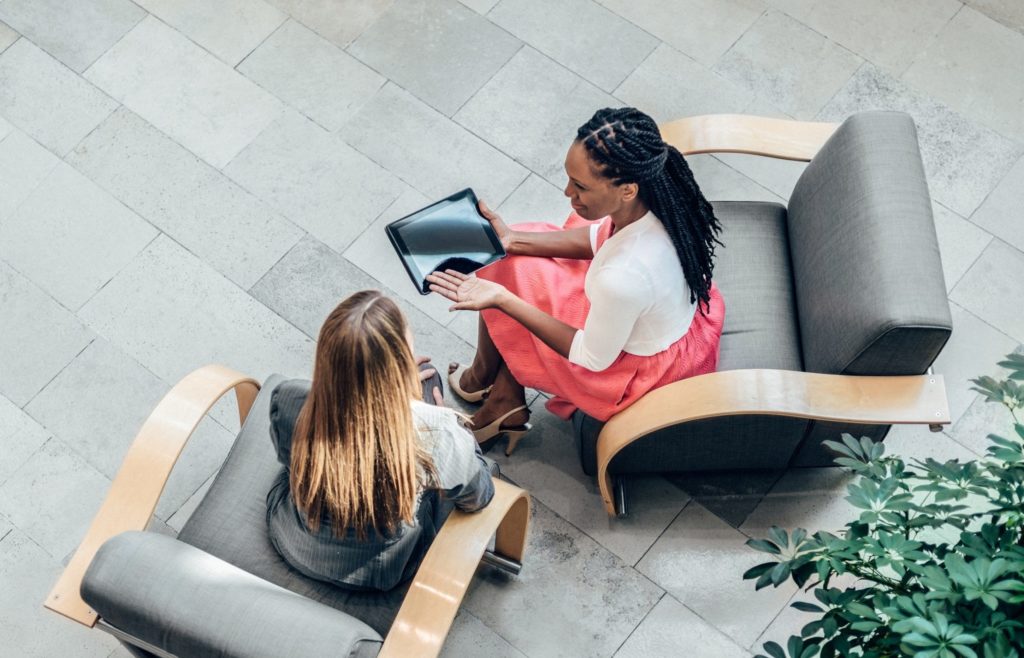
787 111 952 377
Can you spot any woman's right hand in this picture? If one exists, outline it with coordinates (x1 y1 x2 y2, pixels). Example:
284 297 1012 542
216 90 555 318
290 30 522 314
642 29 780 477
479 200 513 253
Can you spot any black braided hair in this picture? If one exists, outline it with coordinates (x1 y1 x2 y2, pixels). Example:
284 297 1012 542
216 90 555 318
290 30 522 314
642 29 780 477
576 107 722 312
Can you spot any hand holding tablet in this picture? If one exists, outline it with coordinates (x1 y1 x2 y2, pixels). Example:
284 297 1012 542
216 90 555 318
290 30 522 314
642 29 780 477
385 189 506 295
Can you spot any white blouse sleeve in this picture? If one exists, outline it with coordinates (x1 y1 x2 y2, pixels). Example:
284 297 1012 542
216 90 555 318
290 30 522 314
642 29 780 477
567 265 651 371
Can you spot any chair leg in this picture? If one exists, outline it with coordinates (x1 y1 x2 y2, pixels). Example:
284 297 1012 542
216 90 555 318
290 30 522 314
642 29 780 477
614 476 628 518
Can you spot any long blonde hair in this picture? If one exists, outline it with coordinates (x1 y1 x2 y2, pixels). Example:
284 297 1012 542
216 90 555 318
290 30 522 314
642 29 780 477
290 290 430 538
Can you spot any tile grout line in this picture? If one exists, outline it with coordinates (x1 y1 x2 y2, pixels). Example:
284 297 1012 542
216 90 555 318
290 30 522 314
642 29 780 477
609 591 667 657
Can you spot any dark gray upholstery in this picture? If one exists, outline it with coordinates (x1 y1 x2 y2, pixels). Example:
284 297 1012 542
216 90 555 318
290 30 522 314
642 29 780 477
177 375 409 636
82 532 382 658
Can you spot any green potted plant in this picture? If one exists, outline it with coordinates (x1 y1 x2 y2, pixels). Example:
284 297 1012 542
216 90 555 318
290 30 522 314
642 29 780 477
745 353 1024 658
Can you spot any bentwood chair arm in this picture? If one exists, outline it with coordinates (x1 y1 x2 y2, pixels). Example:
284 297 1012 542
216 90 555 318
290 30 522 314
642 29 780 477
660 114 839 161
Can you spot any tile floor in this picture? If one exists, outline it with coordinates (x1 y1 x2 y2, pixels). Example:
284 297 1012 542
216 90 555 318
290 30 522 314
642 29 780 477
0 1 1022 656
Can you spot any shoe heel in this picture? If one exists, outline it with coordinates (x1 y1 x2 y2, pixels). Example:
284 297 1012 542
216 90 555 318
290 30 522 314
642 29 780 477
504 424 532 456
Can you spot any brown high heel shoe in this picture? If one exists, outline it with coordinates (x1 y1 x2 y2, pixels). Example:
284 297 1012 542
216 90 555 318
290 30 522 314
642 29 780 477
471 405 531 456
448 363 492 403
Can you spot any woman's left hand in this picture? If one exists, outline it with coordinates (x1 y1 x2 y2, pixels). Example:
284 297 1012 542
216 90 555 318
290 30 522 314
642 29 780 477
427 270 508 311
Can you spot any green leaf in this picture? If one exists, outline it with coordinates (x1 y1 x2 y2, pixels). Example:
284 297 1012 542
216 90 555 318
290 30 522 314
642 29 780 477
762 641 786 658
748 539 782 555
791 601 824 613
744 562 776 580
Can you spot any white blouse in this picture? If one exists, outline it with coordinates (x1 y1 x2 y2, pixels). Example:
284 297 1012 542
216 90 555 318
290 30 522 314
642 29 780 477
567 212 697 371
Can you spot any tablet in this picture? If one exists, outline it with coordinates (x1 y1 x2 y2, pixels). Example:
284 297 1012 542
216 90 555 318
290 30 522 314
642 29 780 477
385 188 506 295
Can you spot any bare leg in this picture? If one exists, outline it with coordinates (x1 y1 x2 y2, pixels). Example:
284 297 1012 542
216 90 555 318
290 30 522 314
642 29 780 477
471 363 529 430
450 314 503 392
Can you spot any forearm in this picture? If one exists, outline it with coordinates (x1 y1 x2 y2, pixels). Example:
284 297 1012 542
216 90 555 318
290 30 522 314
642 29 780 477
507 226 592 260
496 292 577 358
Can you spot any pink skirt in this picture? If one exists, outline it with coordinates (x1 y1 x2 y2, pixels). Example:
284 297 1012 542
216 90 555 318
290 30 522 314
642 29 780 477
477 213 725 422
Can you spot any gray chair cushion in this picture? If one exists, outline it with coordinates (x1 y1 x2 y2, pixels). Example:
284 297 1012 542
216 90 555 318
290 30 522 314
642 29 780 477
178 375 409 636
82 531 382 658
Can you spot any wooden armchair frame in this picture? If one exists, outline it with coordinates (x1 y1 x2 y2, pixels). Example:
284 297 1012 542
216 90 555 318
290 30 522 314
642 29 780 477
45 364 530 658
593 115 952 516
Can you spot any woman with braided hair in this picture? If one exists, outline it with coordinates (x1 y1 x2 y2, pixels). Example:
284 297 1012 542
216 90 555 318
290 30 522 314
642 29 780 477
427 107 725 455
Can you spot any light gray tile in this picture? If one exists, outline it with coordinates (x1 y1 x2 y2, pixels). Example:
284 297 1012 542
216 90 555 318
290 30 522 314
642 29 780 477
740 467 859 537
135 0 287 66
0 39 117 156
495 174 572 226
883 424 980 462
446 309 481 347
68 108 303 290
0 263 95 406
0 0 144 72
932 302 1020 423
341 84 528 204
490 0 657 92
0 162 157 310
614 43 753 124
793 0 961 74
0 529 121 657
0 438 110 561
0 130 59 221
342 188 461 325
688 154 784 203
948 359 1021 458
264 0 395 47
616 595 751 658
932 202 992 292
598 0 765 68
964 0 1024 34
238 19 384 131
85 16 283 168
970 154 1024 254
950 240 1024 343
638 501 796 649
440 611 526 658
225 111 400 252
818 64 1024 218
167 470 216 532
78 235 315 386
455 47 618 186
0 22 16 53
752 576 858 655
904 7 1024 142
349 0 522 116
0 113 9 141
714 98 806 202
458 0 498 13
491 405 691 566
667 470 783 529
0 393 49 486
465 500 663 657
714 10 862 119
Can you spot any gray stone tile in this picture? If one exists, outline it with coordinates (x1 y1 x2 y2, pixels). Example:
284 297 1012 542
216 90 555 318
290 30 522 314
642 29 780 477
790 0 961 75
342 188 461 325
0 22 16 53
135 0 287 66
0 438 110 561
458 0 499 13
932 202 992 292
0 39 117 156
492 405 691 566
688 154 785 203
932 302 1020 423
455 47 618 186
0 129 59 221
465 500 663 657
78 235 314 386
446 309 482 347
68 108 303 290
85 16 284 169
884 424 981 462
441 611 526 658
264 0 394 47
614 43 753 124
489 0 658 92
0 162 158 310
904 7 1024 142
818 64 1024 218
0 113 9 141
752 576 858 655
238 19 383 131
740 467 859 537
495 174 572 226
167 470 216 532
964 0 1024 34
950 240 1024 343
970 154 1024 254
714 10 862 119
348 0 522 115
598 0 765 68
0 263 95 406
341 83 528 204
0 528 121 657
667 470 783 529
0 393 49 487
225 111 400 252
638 501 796 649
948 361 1022 458
616 595 751 658
0 0 144 72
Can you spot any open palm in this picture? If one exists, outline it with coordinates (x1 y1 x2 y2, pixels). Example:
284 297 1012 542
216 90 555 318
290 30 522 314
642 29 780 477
426 270 507 311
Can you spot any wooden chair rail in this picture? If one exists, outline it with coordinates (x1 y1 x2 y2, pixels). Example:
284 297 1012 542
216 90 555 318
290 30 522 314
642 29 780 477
380 478 530 658
660 114 839 161
44 365 260 627
596 370 950 515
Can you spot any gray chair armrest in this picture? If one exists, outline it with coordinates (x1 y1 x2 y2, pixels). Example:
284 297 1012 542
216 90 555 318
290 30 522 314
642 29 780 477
82 532 383 658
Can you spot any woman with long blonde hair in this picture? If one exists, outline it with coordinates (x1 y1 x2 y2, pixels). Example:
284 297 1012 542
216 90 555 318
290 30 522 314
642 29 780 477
266 290 494 590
